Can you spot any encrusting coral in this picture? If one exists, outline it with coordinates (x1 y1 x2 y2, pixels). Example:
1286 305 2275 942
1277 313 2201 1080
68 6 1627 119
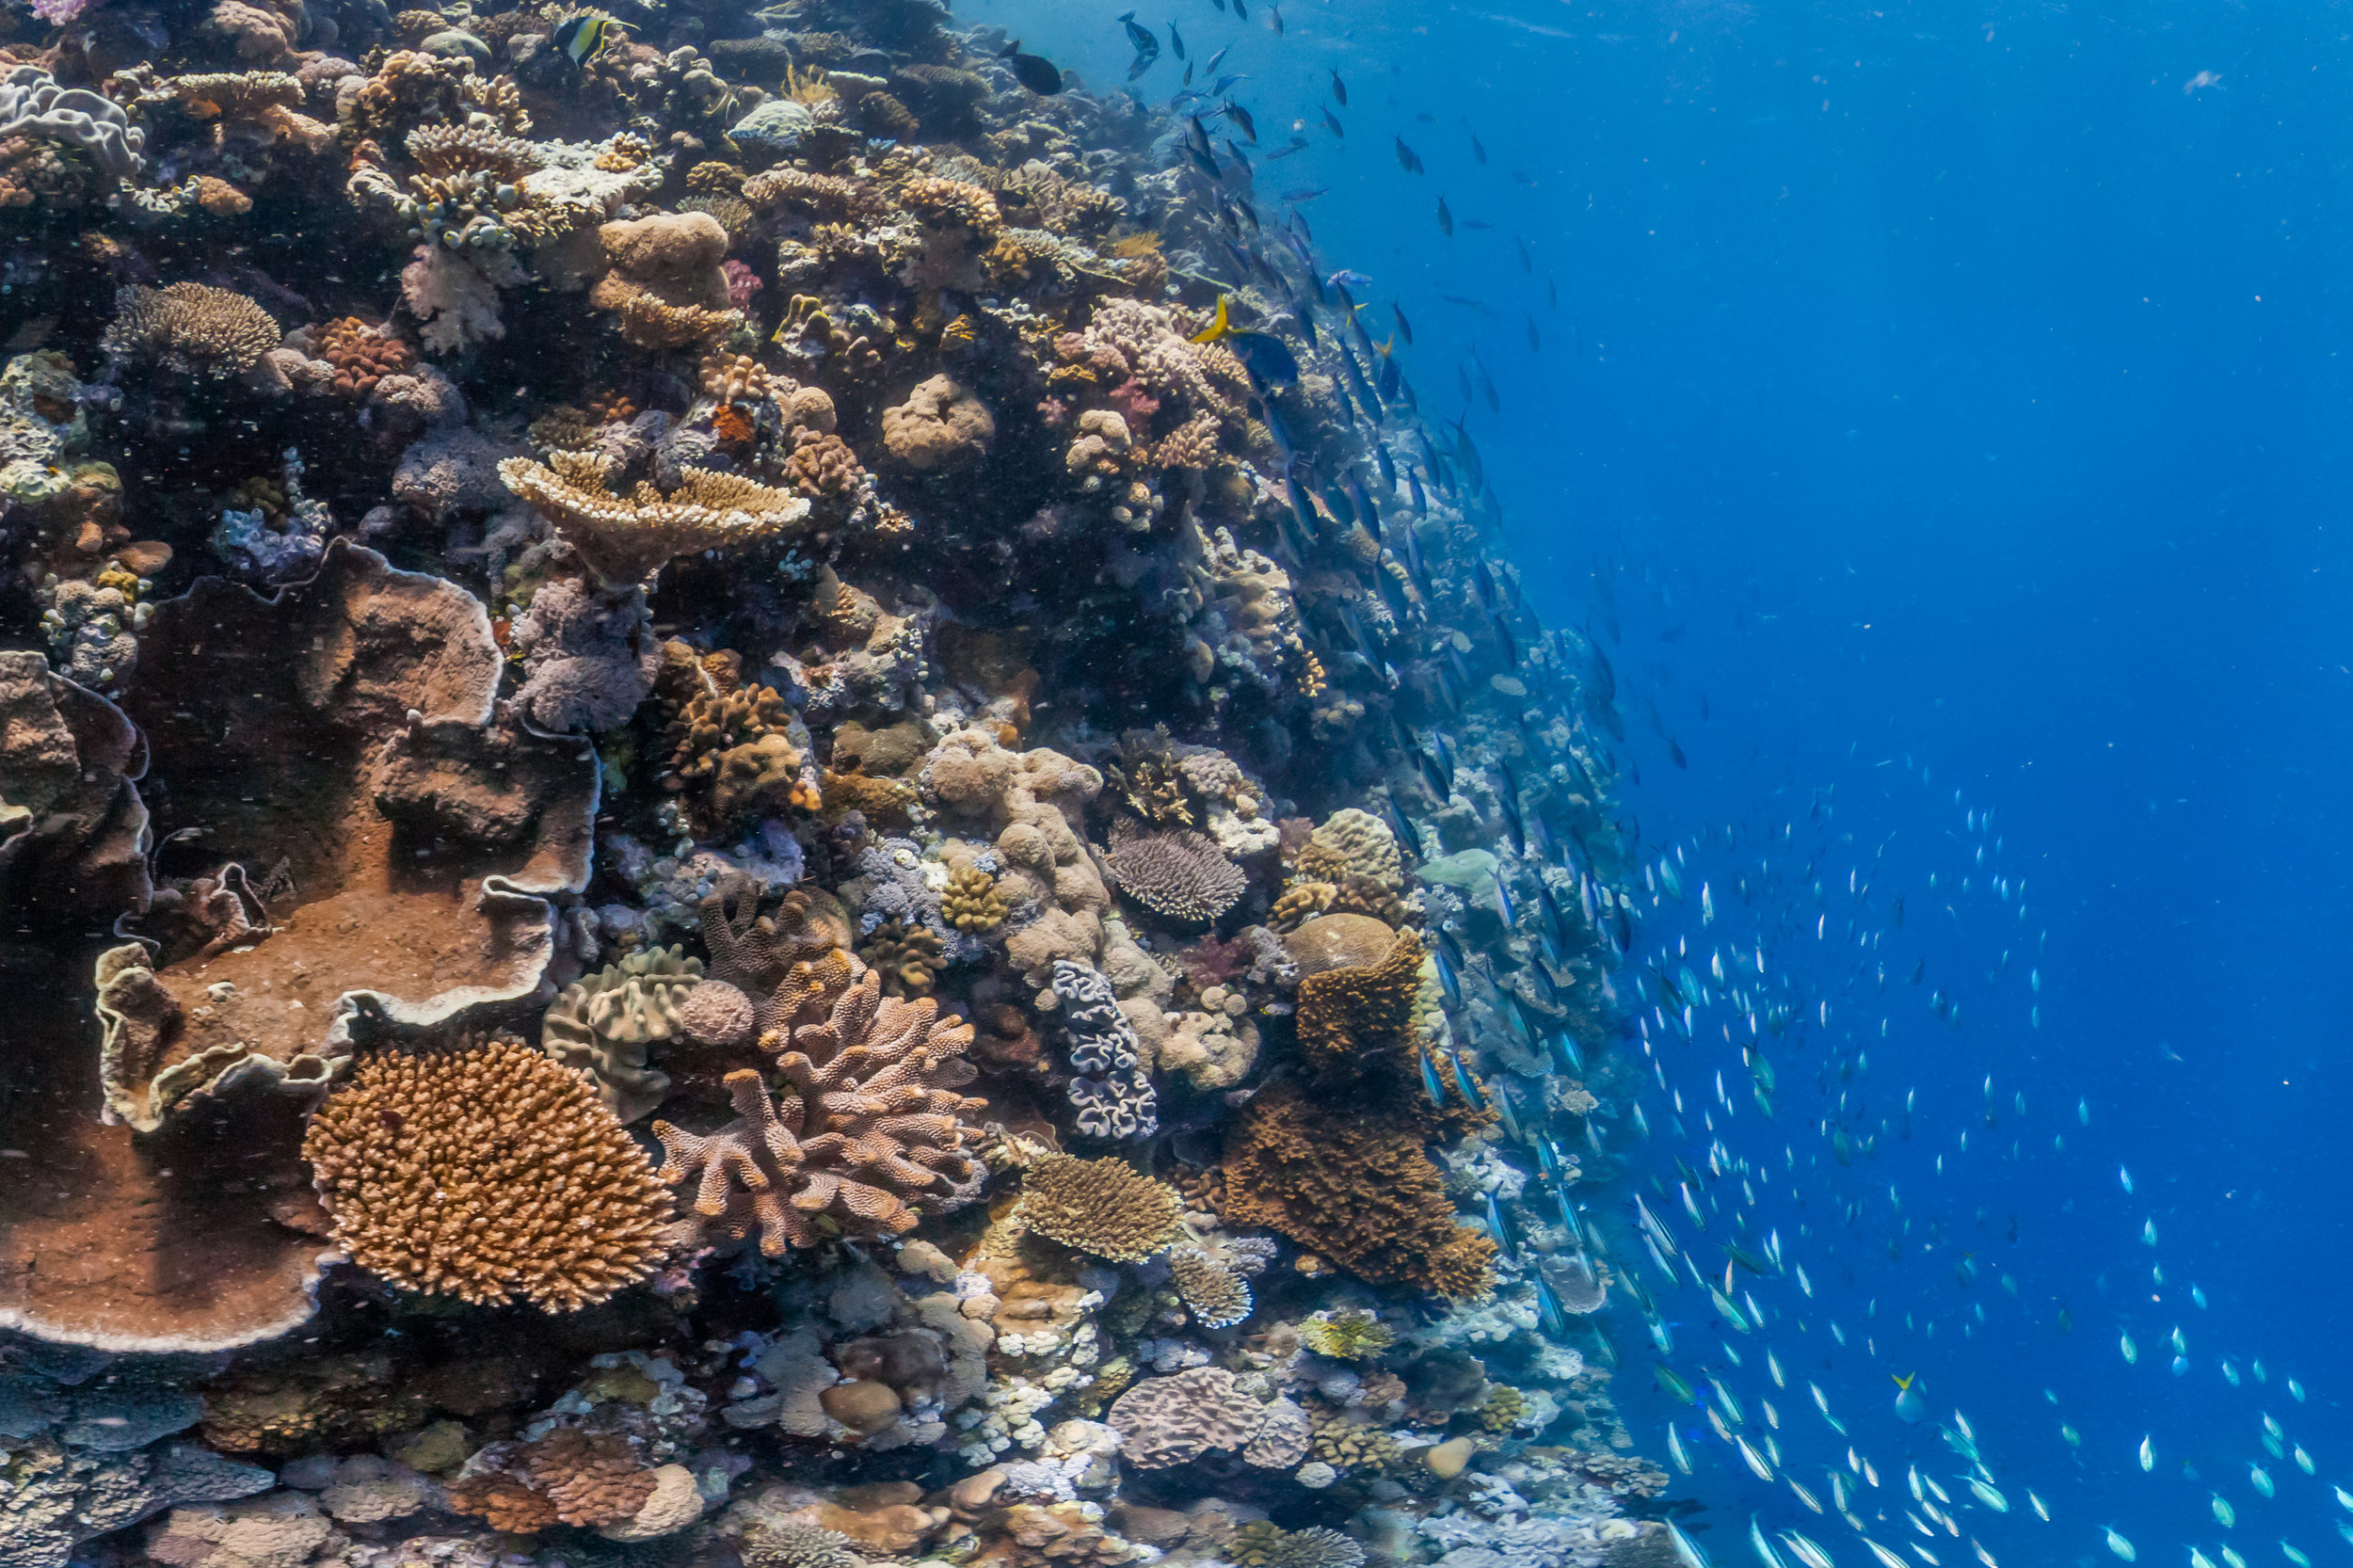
302 1036 675 1312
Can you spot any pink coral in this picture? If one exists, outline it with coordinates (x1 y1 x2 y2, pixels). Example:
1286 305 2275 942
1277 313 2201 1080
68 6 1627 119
722 259 763 310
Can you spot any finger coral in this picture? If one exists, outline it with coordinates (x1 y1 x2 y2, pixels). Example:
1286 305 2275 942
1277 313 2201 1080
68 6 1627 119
1016 1154 1179 1261
302 1036 676 1312
649 967 987 1254
498 450 810 587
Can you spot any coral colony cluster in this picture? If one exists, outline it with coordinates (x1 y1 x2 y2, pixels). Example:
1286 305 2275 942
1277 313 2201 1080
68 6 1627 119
0 1 1662 1565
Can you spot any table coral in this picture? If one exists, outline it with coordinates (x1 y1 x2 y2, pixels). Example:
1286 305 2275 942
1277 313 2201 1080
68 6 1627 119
302 1035 675 1311
499 450 810 587
651 964 987 1253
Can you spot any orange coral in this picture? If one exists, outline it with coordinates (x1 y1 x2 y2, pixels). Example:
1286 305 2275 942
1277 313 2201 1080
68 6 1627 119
316 316 417 399
1295 931 1423 1076
712 403 756 445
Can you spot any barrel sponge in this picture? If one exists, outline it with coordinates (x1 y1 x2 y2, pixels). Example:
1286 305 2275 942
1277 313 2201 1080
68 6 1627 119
301 1037 676 1312
1294 929 1423 1076
1017 1153 1179 1261
0 66 145 178
1223 1079 1496 1299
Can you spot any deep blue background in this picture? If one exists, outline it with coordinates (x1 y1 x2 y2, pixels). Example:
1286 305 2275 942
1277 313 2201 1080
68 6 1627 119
979 0 2353 1549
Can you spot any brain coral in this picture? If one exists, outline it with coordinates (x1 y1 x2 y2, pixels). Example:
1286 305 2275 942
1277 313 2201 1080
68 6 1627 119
1017 1154 1179 1261
302 1037 676 1312
651 966 987 1253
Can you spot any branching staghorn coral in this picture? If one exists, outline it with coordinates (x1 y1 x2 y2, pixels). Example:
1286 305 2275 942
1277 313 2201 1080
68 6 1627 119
102 283 280 378
649 966 987 1253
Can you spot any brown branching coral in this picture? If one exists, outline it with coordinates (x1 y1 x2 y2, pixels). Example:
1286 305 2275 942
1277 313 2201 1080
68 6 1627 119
697 875 856 1039
664 676 810 819
650 968 987 1253
1101 818 1247 926
101 282 280 377
856 917 943 998
407 122 544 180
498 450 810 587
1224 1080 1495 1298
741 166 890 223
941 865 1006 934
1017 1154 1179 1262
301 1037 675 1312
787 428 863 500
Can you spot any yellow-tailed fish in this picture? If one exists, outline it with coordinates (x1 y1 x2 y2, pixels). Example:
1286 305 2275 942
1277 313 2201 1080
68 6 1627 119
1189 296 1232 344
1735 1432 1774 1481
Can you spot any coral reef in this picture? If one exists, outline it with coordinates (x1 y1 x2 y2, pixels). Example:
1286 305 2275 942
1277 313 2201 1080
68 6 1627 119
0 4 1654 1564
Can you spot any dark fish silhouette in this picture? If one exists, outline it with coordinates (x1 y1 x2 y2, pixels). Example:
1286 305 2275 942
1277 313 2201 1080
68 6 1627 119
1331 68 1348 105
1395 135 1424 173
1169 20 1185 58
1527 315 1540 351
1471 133 1488 164
1391 301 1413 344
999 41 1062 94
1321 107 1344 136
1435 196 1452 235
1222 101 1256 142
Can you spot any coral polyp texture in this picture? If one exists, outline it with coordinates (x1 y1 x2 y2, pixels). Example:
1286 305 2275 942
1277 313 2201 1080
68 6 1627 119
302 1036 674 1311
0 0 1648 1559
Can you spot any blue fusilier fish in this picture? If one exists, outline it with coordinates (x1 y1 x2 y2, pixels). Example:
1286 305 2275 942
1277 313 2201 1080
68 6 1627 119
1533 1270 1570 1339
1418 1049 1449 1109
1448 1052 1487 1111
1535 1133 1565 1187
1549 1030 1587 1076
1381 793 1417 853
1431 946 1464 1009
1485 1191 1514 1261
1489 1080 1525 1143
1491 869 1517 929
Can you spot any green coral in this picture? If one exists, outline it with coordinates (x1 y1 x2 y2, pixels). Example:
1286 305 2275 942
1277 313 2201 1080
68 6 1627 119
541 944 702 1122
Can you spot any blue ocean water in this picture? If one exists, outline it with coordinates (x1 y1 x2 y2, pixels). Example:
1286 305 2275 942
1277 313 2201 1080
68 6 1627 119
985 0 2353 1560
